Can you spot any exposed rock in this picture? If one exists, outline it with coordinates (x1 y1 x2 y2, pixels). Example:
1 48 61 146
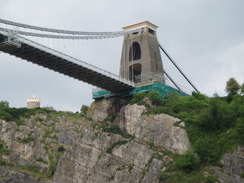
213 167 244 183
116 104 190 154
87 97 129 122
0 166 51 183
221 146 244 175
87 99 112 122
0 119 49 170
52 103 189 182
213 146 244 183
0 100 191 183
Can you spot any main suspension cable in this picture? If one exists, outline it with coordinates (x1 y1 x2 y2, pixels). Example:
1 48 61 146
0 18 141 37
0 27 124 40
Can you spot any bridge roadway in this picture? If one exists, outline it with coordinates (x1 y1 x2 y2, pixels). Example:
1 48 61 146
0 31 135 93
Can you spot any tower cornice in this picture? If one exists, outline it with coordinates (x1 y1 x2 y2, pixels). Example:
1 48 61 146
122 21 158 31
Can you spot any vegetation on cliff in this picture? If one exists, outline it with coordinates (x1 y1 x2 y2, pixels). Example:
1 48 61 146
130 80 244 182
131 87 244 164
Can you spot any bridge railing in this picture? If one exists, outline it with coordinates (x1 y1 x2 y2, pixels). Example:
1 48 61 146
0 29 135 87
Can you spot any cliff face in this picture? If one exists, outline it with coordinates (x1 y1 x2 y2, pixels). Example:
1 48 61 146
53 102 190 183
0 98 243 183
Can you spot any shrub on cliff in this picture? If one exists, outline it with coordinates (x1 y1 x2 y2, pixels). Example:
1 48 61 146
174 151 200 172
130 91 163 106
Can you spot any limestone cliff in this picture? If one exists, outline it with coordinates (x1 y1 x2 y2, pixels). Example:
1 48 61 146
0 98 243 183
53 102 190 183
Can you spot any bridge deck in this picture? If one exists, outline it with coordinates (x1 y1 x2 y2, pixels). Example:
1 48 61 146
0 31 134 93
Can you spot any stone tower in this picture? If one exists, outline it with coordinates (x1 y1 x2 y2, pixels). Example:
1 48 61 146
120 21 165 84
27 96 40 109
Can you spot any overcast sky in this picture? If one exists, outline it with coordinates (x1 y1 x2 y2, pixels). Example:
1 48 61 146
0 0 243 112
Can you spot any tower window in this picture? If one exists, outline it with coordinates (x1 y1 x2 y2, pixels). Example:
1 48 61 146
148 28 155 35
129 42 141 61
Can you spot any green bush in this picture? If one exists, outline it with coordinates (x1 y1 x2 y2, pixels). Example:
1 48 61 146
57 145 65 152
235 118 244 146
130 91 164 107
48 160 58 177
130 92 147 106
147 91 163 106
36 157 48 164
80 105 88 117
174 152 200 172
0 159 7 166
0 140 10 155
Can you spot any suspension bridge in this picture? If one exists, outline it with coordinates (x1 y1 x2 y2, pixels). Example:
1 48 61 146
0 18 199 99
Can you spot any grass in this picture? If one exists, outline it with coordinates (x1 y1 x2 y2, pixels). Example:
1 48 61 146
36 157 48 164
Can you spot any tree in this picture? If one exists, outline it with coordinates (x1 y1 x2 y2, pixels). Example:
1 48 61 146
0 101 9 108
225 77 240 96
80 105 89 117
241 83 244 95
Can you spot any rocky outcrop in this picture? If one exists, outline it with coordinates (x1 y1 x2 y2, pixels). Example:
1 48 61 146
0 166 50 183
52 101 190 182
221 146 244 176
116 104 190 154
213 146 244 183
87 97 129 122
53 124 174 183
0 118 49 171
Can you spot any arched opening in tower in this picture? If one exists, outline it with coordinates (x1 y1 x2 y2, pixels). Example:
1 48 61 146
129 64 141 82
129 42 141 61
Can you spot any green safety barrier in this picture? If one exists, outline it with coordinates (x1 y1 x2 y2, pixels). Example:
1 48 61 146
92 82 189 99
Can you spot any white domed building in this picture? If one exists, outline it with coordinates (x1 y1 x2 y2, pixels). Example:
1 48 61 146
27 96 40 109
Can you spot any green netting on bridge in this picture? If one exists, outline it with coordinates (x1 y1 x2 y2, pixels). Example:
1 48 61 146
92 82 189 99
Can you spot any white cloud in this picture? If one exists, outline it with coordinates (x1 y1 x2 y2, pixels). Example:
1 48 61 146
201 41 244 96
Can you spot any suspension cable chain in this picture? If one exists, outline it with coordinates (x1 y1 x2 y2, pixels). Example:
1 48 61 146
0 18 142 37
0 27 127 40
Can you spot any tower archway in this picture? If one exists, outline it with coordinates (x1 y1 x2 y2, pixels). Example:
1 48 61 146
129 63 141 82
129 42 141 61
